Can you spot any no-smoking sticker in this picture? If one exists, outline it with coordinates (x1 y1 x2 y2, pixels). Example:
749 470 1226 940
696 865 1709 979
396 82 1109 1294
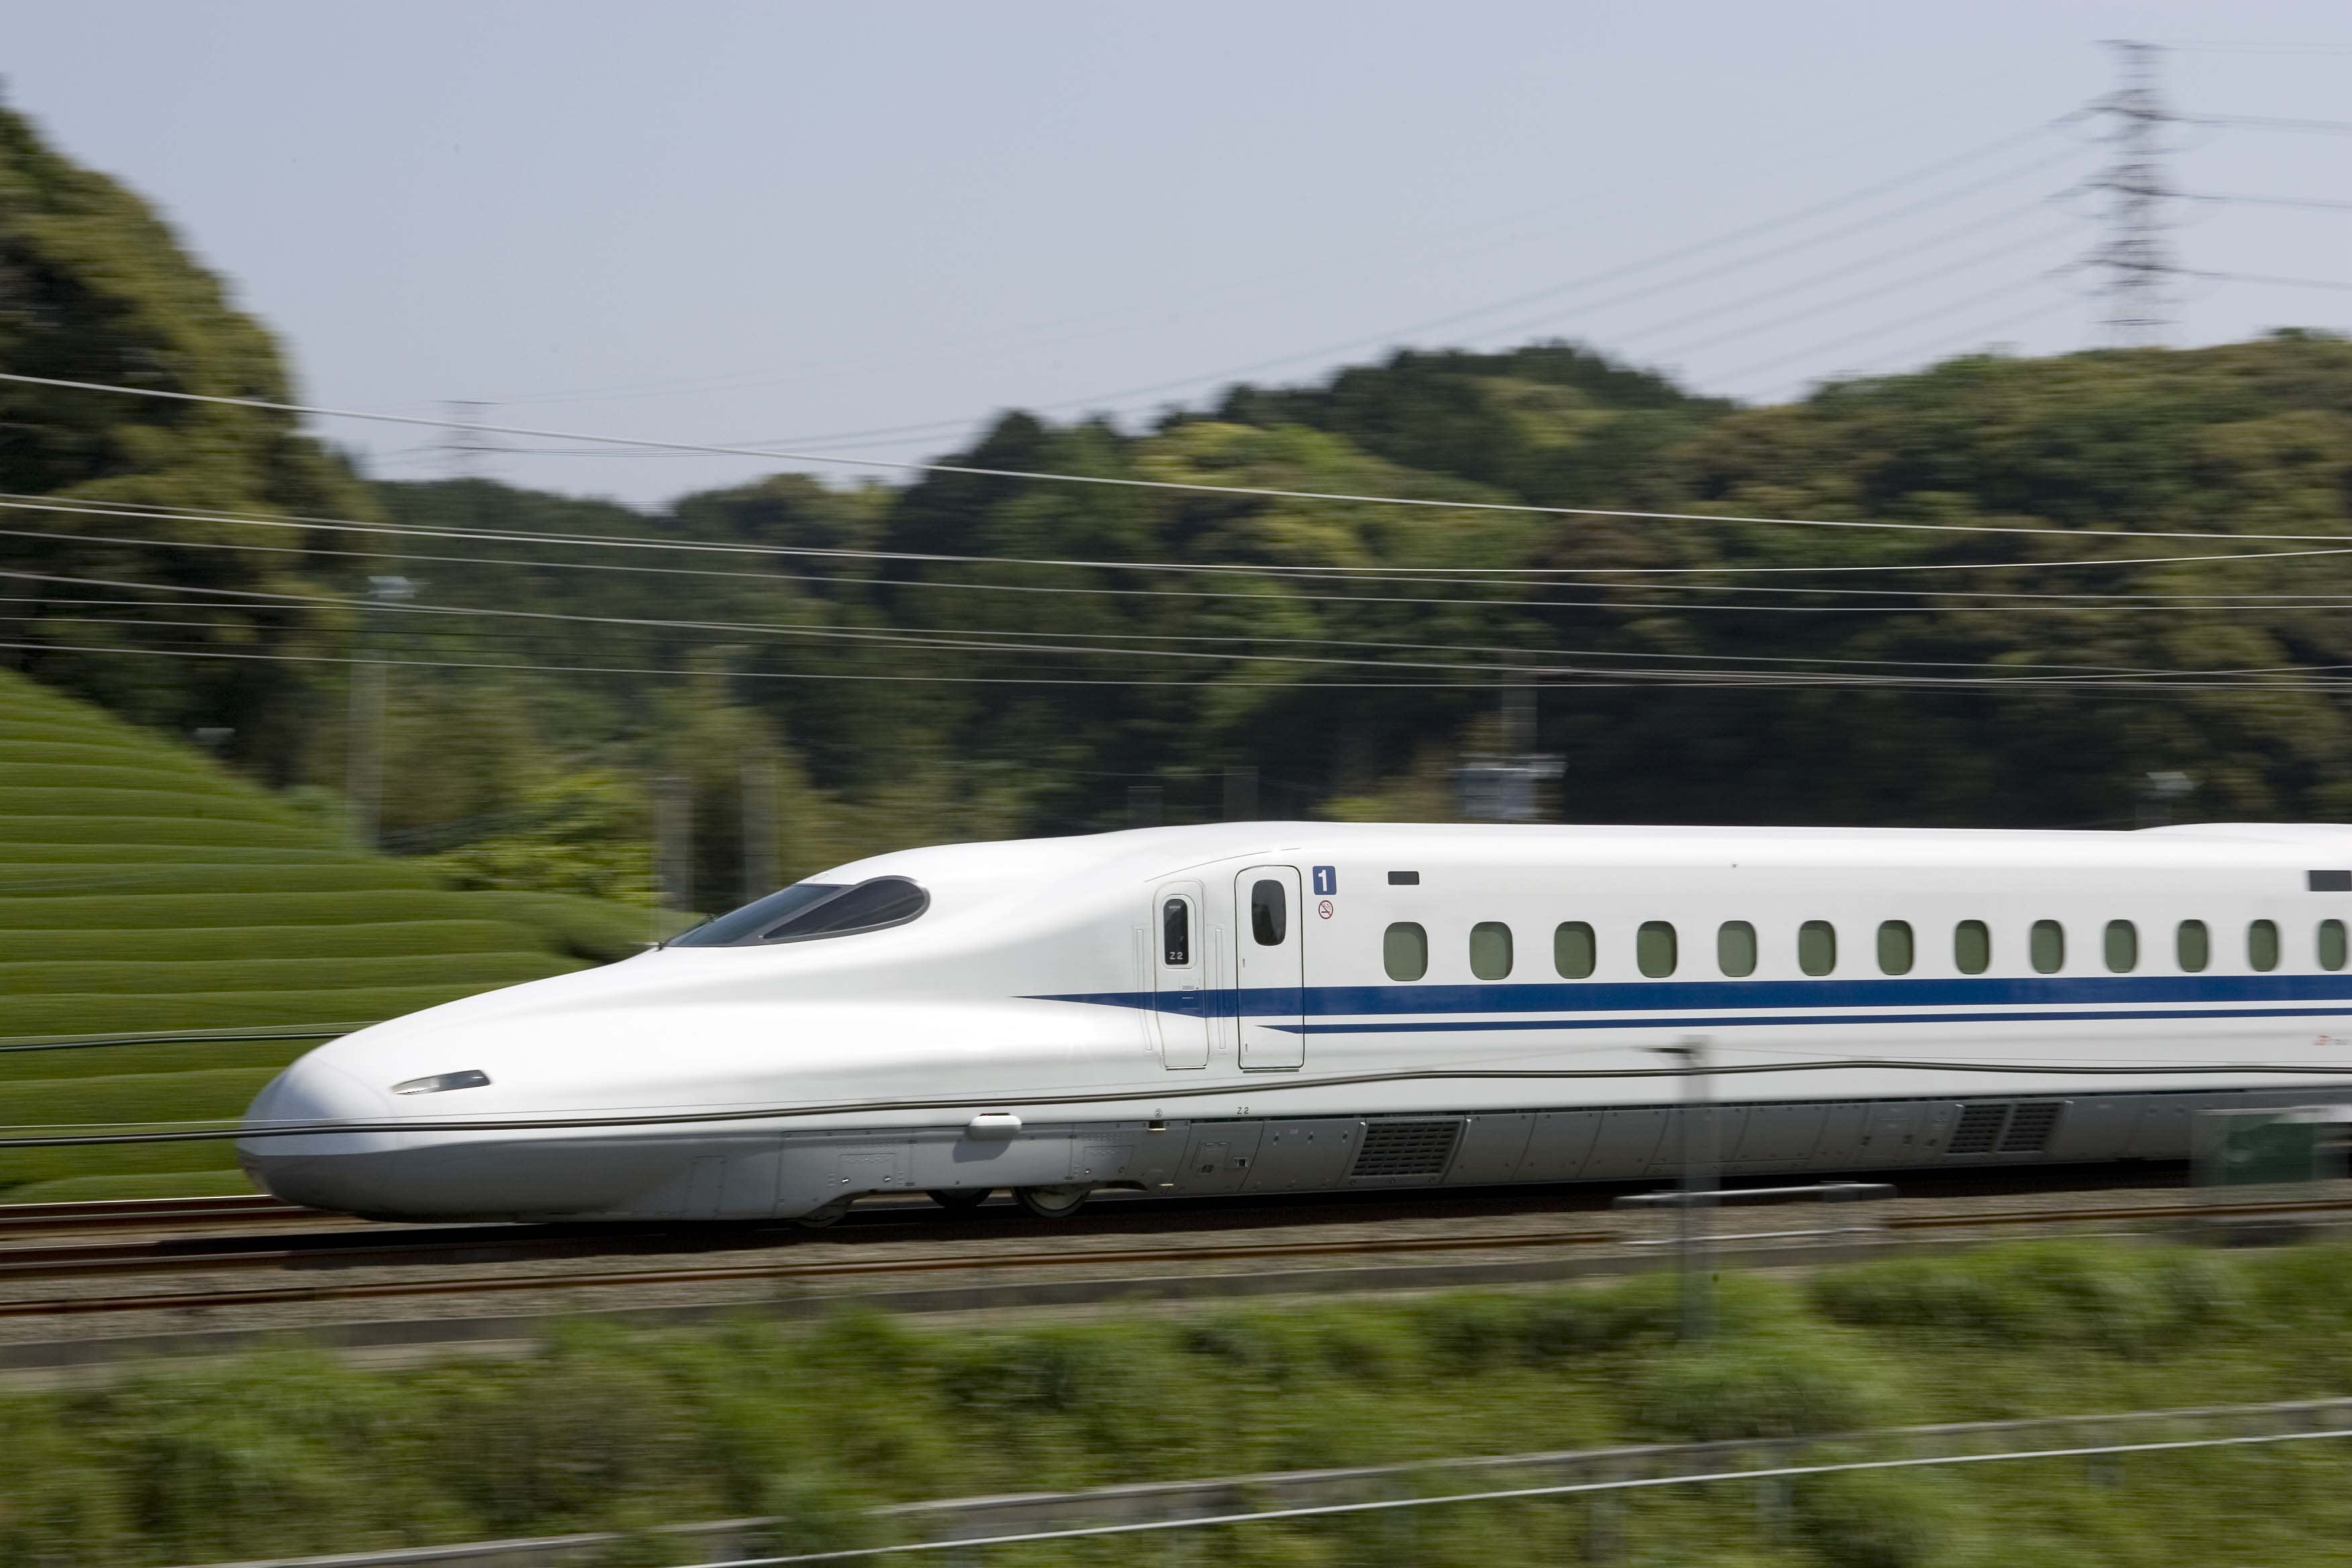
1318 898 1335 920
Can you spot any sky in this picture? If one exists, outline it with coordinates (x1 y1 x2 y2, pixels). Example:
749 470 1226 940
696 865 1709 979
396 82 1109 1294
8 1 2352 508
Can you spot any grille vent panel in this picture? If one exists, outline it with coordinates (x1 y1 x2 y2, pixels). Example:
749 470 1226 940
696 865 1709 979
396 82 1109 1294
1351 1120 1464 1181
2000 1101 2063 1154
1948 1104 2008 1157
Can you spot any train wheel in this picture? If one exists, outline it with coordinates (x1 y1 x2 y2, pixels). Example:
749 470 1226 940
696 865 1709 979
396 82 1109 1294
1016 1184 1091 1219
928 1187 992 1214
791 1198 852 1229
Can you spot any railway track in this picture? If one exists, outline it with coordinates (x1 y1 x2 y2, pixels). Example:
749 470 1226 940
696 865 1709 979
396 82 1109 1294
1 1170 2348 1324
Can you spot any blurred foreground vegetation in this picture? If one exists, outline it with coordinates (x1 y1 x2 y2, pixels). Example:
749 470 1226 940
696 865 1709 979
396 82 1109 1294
10 1240 2352 1565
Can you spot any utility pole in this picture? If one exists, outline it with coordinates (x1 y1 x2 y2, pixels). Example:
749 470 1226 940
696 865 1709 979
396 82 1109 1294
1222 765 1259 822
1668 1035 1716 1342
654 769 693 923
442 400 501 479
345 573 415 847
2090 41 2176 347
741 746 777 902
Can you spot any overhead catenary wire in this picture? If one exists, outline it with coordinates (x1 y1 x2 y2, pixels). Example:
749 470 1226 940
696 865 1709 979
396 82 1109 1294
40 581 2348 684
15 495 2352 586
21 518 2352 626
23 628 2352 699
6 412 2352 550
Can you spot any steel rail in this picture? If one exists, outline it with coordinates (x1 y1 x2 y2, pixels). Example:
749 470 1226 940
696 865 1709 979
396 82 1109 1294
12 1186 2352 1320
0 1194 307 1234
0 1225 1622 1318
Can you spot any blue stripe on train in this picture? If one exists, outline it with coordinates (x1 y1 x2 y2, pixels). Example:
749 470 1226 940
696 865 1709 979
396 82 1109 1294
1034 972 2352 1019
1290 1003 2352 1034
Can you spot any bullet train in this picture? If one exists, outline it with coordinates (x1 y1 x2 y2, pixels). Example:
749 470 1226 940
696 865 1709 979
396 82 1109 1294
238 822 2352 1223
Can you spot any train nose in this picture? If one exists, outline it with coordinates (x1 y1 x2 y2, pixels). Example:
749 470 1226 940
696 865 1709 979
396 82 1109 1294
236 1055 401 1212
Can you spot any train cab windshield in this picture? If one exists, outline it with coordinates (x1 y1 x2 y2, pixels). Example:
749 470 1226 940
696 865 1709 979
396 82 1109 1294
669 876 930 947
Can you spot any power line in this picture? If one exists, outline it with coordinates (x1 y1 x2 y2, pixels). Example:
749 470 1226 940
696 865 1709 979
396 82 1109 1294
1638 224 2077 364
36 602 2327 675
1716 268 2077 387
15 375 2352 546
17 635 2352 699
2191 268 2352 295
31 573 2352 688
499 116 2078 439
12 494 2352 587
1782 292 2081 395
1451 146 2086 358
2192 112 2352 134
2183 191 2352 215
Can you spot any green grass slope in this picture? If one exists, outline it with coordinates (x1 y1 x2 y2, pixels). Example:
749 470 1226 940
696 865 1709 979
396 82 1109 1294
0 669 663 1201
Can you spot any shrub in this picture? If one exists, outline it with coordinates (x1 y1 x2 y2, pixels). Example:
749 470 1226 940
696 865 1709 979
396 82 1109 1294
1812 1244 2243 1351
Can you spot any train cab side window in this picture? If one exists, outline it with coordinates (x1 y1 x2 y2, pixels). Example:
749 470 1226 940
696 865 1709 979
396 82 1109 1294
2249 918 2280 973
1384 922 1428 982
1637 921 1677 978
1162 899 1191 967
1877 921 1914 976
1718 921 1757 977
2322 920 2348 973
1469 922 1513 980
1955 920 1991 975
2104 920 2137 973
2030 920 2064 974
1798 920 1836 977
1555 922 1597 979
1251 880 1287 946
2177 920 2209 972
670 876 928 946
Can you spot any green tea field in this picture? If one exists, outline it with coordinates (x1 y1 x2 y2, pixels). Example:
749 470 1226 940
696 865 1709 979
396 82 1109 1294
0 669 659 1202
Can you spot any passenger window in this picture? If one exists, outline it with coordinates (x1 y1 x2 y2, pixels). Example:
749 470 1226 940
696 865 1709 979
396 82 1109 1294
1555 922 1596 979
2104 920 2137 973
1798 920 1836 977
1469 922 1513 980
2323 920 2348 973
1877 921 1913 976
2249 919 2280 973
1383 922 1428 982
1637 921 1677 977
2177 920 2209 973
1955 920 1990 975
1718 921 1757 977
1251 879 1287 946
2030 920 2064 974
1162 898 1191 967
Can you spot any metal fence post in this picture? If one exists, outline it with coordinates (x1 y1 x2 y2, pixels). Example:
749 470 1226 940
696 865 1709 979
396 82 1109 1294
1671 1034 1716 1340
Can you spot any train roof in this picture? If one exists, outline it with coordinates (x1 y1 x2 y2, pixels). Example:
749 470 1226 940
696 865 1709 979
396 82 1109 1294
816 820 2352 887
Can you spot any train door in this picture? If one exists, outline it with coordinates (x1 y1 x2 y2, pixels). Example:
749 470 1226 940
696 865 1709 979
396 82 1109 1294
1153 881 1210 1069
1237 866 1306 1069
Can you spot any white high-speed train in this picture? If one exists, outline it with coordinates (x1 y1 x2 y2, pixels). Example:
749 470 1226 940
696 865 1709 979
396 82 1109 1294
238 822 2352 1222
